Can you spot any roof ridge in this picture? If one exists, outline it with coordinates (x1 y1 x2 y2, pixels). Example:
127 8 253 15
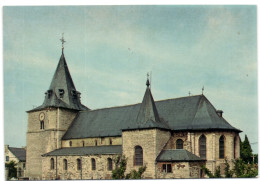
83 94 203 113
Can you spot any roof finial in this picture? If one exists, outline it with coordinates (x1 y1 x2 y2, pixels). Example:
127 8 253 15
202 86 204 95
189 91 191 96
146 73 150 87
60 33 66 53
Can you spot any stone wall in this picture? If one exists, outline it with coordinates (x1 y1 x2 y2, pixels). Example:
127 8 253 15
156 161 204 179
26 108 78 179
42 154 119 180
122 129 170 179
62 137 121 147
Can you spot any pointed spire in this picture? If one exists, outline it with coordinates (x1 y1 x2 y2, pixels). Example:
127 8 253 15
134 75 169 130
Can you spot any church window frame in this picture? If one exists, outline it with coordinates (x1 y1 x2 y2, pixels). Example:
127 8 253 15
107 158 113 171
109 138 112 145
40 121 44 129
219 135 225 159
162 164 172 173
176 139 184 149
50 158 55 170
91 158 96 170
134 145 143 166
95 140 97 146
69 141 72 147
6 156 9 161
199 134 207 159
77 158 81 170
82 141 84 147
63 159 68 170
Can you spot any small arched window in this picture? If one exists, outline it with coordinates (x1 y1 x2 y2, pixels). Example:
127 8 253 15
107 158 113 171
92 158 96 170
40 121 44 129
69 141 72 147
50 158 54 170
176 139 184 149
219 135 225 159
95 140 97 146
77 158 81 170
63 159 67 170
18 167 22 177
109 138 112 145
134 146 143 166
82 141 85 147
199 135 206 159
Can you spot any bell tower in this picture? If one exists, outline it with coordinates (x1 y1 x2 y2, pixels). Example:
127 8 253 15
25 35 88 179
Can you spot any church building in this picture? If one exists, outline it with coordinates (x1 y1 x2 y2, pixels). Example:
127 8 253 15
25 40 241 180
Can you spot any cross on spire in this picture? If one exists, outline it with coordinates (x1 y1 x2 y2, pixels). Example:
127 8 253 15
146 73 150 87
202 86 204 95
60 33 66 52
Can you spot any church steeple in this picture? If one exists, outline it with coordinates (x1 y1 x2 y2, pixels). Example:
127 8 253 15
135 74 169 130
28 35 88 112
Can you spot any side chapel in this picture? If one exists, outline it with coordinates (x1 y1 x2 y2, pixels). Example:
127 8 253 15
25 38 241 180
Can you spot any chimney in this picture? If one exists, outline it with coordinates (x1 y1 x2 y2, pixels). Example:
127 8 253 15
216 110 223 117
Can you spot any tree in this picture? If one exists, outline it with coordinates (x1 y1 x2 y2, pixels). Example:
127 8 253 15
233 158 258 178
112 155 146 179
201 165 221 178
241 135 253 164
224 159 233 178
5 161 17 179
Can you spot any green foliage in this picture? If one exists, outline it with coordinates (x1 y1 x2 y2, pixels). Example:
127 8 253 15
201 165 221 178
224 159 233 178
112 155 147 179
233 158 258 178
125 166 147 179
241 135 253 164
112 155 127 179
5 161 17 179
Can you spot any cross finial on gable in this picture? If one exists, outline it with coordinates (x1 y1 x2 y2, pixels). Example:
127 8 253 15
60 33 66 52
146 73 150 87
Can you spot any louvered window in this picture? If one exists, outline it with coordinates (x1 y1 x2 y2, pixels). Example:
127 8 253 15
219 135 225 158
134 146 143 166
199 135 206 159
176 139 184 149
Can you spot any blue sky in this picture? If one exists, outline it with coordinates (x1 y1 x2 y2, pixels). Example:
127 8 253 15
3 6 258 153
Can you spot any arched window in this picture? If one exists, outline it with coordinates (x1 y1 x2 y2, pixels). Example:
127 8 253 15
199 135 206 159
50 158 54 170
109 138 112 145
234 136 237 159
95 140 97 146
134 146 143 166
107 158 113 171
82 141 85 147
77 158 81 170
69 141 72 147
91 158 96 170
176 139 184 149
40 121 44 129
219 135 225 158
63 159 67 170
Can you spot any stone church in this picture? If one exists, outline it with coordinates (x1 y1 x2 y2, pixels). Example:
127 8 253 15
25 43 241 179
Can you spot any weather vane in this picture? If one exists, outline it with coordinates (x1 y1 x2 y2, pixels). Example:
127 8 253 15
202 86 204 95
189 91 191 96
60 33 66 51
147 72 149 80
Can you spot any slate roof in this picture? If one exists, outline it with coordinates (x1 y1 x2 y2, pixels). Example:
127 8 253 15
42 145 122 156
156 149 205 162
133 81 170 130
9 147 26 162
28 52 88 112
62 94 241 140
